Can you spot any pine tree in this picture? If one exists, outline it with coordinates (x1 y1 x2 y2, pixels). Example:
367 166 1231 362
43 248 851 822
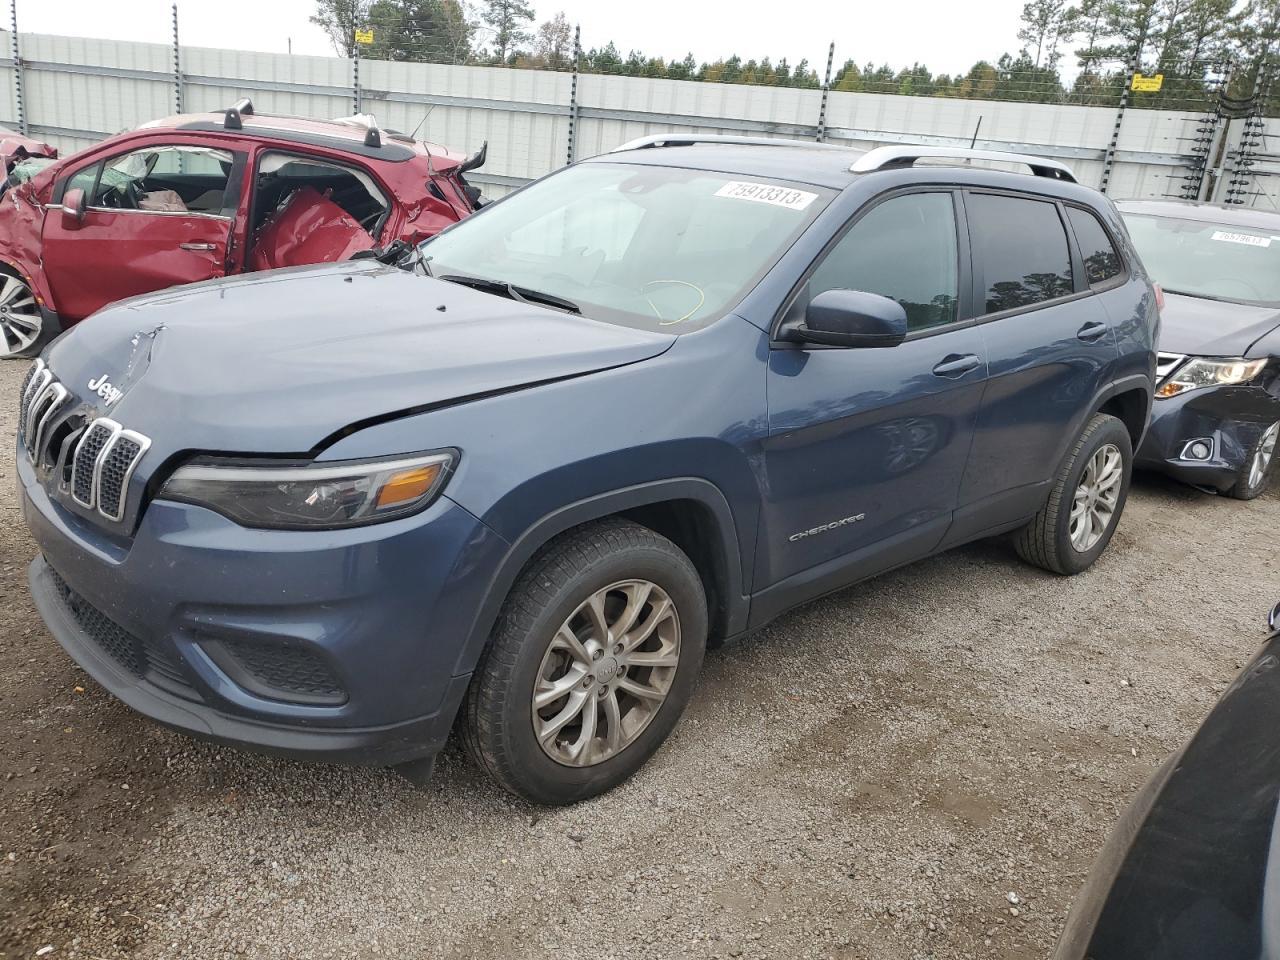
534 12 573 70
481 0 535 62
1018 0 1076 69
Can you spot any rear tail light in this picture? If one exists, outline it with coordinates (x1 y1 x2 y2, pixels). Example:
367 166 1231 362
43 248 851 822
1153 283 1165 313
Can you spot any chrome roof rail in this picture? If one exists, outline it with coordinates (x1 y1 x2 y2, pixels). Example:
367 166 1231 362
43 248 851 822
611 133 847 153
849 145 1077 182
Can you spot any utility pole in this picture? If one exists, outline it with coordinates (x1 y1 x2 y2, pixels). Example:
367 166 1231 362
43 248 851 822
816 41 834 142
1100 55 1137 195
171 3 183 114
566 24 580 165
351 0 361 114
9 0 26 135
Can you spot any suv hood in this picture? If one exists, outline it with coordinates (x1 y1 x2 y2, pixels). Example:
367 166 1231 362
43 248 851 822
45 262 675 454
1158 291 1280 356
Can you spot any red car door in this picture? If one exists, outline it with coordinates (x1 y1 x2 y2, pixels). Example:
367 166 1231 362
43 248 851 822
41 142 245 321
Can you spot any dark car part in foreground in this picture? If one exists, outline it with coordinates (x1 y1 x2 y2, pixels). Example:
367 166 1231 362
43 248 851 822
1054 602 1280 960
19 138 1157 804
0 99 484 358
1120 200 1280 499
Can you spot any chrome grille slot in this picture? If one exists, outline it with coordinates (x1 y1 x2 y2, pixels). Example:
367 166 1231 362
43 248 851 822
20 361 53 453
71 421 114 507
69 418 150 521
18 360 38 422
29 382 69 464
97 433 144 521
1156 352 1186 383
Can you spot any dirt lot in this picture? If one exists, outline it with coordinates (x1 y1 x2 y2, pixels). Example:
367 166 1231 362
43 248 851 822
2 354 1277 960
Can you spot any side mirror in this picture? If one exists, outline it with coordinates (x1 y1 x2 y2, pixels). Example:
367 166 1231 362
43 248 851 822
793 289 908 348
61 187 87 229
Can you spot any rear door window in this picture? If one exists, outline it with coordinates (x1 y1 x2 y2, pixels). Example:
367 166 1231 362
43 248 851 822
1066 207 1124 287
967 193 1073 314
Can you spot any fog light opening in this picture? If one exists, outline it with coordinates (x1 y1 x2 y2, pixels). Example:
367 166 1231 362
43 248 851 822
1180 438 1214 461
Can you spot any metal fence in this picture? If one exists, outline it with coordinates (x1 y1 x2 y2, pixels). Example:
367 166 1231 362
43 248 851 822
1 20 1276 209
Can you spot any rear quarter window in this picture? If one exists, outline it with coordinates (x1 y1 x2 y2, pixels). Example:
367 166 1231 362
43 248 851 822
1066 207 1124 287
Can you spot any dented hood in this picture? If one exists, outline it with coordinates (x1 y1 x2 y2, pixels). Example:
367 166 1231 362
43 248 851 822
44 261 675 455
0 134 57 170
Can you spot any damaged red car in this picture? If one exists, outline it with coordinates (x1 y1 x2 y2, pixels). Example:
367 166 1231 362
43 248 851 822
0 100 485 357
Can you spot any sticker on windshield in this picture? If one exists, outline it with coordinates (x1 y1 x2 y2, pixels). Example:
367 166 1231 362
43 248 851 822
714 181 818 210
1211 230 1271 248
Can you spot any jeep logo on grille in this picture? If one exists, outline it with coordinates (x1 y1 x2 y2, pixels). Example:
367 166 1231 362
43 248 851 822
87 374 124 407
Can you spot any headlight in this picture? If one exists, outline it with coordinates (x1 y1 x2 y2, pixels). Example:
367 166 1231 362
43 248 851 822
1156 357 1267 398
158 451 456 529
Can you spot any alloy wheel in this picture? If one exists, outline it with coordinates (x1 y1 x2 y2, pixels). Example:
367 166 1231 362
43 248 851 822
532 579 681 768
1070 442 1123 552
0 274 42 357
1248 422 1279 491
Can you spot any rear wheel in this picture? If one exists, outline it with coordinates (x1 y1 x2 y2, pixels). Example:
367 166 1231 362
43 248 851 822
0 266 49 358
1227 421 1278 501
463 519 706 805
1015 413 1133 575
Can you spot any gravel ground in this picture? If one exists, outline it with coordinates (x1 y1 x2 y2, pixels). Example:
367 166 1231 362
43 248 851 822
2 354 1277 960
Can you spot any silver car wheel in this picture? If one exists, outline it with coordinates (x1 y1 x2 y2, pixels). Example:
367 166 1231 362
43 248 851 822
1248 421 1279 491
0 273 42 357
532 579 681 768
1070 442 1123 552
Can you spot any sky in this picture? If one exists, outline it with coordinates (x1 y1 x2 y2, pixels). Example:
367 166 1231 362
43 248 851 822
17 0 1030 78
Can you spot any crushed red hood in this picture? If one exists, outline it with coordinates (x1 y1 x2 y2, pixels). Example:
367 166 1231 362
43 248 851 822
0 134 57 171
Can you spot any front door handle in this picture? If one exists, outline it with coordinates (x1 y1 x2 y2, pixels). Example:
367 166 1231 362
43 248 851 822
932 353 982 379
179 242 216 252
1077 320 1109 342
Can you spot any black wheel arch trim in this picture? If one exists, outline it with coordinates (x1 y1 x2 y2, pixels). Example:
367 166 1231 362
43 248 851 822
1094 373 1154 447
451 477 749 679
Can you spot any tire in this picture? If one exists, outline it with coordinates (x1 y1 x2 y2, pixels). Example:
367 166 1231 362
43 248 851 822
0 265 52 359
462 518 707 805
1014 413 1133 575
1227 420 1278 501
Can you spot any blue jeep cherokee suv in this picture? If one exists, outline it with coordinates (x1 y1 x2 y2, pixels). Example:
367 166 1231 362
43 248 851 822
17 136 1158 804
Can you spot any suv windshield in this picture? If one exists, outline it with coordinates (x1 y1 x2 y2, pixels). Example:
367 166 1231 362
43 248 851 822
421 162 831 331
1123 213 1280 307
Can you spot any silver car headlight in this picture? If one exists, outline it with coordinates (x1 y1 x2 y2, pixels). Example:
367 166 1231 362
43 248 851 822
1156 357 1267 398
158 451 456 529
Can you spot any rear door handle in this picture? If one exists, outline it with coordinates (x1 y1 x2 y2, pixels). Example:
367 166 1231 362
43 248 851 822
932 353 982 379
1077 320 1109 342
179 242 216 251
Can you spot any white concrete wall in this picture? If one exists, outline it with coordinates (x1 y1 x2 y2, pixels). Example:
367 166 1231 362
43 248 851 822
1 29 1275 207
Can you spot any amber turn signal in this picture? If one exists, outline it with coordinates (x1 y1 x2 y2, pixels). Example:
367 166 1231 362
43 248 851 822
376 464 443 509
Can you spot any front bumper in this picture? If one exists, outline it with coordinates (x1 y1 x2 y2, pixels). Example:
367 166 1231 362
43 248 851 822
19 451 508 766
1136 384 1280 492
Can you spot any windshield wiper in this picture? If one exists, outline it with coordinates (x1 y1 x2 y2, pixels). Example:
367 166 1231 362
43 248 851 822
437 273 581 314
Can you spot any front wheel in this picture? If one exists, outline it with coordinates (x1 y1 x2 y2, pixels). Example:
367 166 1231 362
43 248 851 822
0 266 51 358
462 519 707 805
1227 420 1278 501
1015 413 1133 575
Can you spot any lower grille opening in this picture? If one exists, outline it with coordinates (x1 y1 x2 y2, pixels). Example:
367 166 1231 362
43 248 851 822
200 636 348 706
46 564 201 701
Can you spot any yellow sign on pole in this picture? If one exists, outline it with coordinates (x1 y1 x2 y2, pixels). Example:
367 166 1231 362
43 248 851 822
354 28 374 45
1131 73 1164 92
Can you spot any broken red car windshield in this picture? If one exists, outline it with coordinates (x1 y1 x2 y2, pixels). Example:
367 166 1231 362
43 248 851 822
420 162 832 333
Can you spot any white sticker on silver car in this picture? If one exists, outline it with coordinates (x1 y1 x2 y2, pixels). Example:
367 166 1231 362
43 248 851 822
714 181 818 210
1210 230 1271 248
